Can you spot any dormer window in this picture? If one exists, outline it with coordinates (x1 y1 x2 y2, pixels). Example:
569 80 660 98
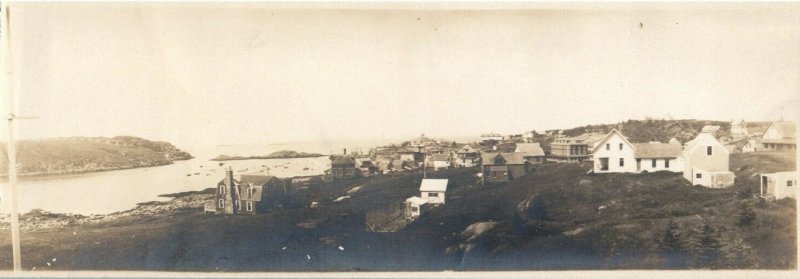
219 185 225 195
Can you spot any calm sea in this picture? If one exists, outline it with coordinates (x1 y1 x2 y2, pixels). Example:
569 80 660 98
0 139 411 215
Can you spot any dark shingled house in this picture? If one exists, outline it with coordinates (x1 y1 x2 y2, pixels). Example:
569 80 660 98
330 154 357 179
480 152 533 185
209 167 291 215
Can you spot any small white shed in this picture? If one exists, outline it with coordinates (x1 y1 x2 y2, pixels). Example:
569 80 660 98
760 171 797 200
419 178 448 204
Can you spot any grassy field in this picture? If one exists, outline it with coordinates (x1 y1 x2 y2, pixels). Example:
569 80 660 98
0 152 794 271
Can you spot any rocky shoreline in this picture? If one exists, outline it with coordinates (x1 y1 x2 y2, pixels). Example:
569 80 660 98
0 189 214 231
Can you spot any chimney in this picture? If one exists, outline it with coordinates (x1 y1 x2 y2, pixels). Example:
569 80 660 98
225 166 233 181
343 148 347 155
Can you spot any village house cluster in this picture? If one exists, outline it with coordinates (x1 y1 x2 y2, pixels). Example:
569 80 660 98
206 120 797 216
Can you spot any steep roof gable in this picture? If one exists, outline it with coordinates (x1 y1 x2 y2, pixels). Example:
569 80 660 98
763 121 796 139
592 129 634 154
683 132 728 156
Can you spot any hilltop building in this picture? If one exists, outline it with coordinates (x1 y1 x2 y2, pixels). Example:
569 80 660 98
682 132 735 188
410 134 437 147
591 129 683 173
206 167 291 215
760 171 797 200
761 121 796 152
480 133 503 144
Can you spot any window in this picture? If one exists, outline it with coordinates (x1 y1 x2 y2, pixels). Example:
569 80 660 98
651 159 657 168
247 201 253 211
665 159 670 168
619 143 623 150
696 173 702 179
218 199 224 208
619 158 624 167
219 186 225 195
428 192 439 197
788 180 794 187
707 146 712 155
606 143 610 150
411 207 418 212
235 201 241 210
249 187 255 197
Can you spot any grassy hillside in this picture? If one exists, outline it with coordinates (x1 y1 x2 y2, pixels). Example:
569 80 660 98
0 152 793 271
0 136 193 176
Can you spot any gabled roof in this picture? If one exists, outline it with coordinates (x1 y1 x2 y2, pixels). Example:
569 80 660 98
592 129 634 154
419 179 448 192
405 196 429 205
481 152 528 165
239 175 277 186
238 184 264 201
683 132 728 155
514 143 545 157
428 153 451 161
633 143 682 158
764 121 796 139
330 155 356 165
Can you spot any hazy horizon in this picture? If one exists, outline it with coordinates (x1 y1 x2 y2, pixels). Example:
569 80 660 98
4 3 799 149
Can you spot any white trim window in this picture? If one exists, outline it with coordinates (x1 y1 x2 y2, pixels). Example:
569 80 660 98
218 199 224 208
235 200 241 210
219 185 225 195
247 201 254 211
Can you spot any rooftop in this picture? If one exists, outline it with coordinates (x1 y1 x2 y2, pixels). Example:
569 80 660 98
419 179 448 192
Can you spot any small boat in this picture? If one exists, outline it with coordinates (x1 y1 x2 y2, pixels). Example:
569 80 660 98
186 174 191 176
193 173 200 175
219 162 224 166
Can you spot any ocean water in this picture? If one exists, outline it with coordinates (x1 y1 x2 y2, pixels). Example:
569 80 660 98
0 139 399 215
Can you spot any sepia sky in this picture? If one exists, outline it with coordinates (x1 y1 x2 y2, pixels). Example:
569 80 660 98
5 2 800 148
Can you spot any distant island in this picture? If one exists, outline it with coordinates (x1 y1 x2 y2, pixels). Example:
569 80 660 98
211 150 325 161
0 136 193 177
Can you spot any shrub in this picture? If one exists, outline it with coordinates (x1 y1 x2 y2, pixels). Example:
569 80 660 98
736 202 756 227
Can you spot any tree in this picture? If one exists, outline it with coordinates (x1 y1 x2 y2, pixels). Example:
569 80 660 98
659 218 688 268
736 202 756 227
736 188 752 199
690 222 722 268
661 219 682 252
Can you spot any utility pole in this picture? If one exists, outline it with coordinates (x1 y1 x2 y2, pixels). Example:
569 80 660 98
2 4 21 271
